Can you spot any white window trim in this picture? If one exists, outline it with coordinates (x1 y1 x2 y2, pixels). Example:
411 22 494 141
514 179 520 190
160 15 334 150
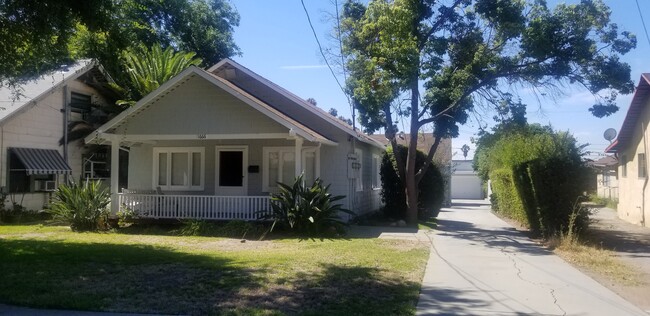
355 148 363 192
152 147 205 191
372 153 381 190
262 146 320 192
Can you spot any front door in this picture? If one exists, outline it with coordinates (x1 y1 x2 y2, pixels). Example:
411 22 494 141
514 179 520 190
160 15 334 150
215 146 248 196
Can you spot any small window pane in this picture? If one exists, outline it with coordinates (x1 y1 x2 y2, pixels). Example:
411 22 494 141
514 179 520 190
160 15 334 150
304 151 316 184
158 153 167 186
282 151 295 184
171 152 188 186
269 151 279 188
639 153 646 178
192 152 201 186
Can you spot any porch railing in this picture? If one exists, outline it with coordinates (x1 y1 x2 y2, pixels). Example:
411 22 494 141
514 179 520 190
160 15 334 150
119 194 273 220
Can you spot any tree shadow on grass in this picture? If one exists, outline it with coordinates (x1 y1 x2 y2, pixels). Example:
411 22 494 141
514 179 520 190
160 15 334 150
219 263 421 316
0 238 263 315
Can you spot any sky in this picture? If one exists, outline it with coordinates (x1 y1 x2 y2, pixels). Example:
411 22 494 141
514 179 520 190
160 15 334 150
228 0 650 160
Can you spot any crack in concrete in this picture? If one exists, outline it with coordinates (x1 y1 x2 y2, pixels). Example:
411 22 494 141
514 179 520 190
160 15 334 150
493 236 567 316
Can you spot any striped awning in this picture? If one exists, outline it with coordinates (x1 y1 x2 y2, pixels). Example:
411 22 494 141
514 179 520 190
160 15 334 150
9 148 72 175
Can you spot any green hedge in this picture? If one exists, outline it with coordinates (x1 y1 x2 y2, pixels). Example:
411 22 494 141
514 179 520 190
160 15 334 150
490 168 528 226
490 158 589 237
380 145 444 220
482 125 589 238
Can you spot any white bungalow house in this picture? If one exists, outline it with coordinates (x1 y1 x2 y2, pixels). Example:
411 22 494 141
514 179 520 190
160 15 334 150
606 73 649 226
0 60 115 210
86 59 385 220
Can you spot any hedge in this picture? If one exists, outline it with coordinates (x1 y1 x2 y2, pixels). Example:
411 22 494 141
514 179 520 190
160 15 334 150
380 145 445 220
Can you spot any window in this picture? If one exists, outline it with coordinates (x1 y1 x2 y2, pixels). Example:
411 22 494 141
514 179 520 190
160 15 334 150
263 147 319 192
372 154 381 189
70 92 92 120
621 155 627 177
355 148 363 192
639 153 647 178
153 147 204 190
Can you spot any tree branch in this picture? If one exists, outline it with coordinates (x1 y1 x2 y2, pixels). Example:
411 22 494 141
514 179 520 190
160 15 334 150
415 134 442 184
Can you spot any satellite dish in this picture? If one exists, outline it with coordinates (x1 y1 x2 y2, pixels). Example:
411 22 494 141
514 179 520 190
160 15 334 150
603 128 617 142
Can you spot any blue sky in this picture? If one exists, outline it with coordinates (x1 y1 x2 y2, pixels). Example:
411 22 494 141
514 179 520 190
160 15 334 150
229 0 649 159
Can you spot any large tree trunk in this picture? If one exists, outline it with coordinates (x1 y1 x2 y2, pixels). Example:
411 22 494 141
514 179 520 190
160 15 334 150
404 81 420 225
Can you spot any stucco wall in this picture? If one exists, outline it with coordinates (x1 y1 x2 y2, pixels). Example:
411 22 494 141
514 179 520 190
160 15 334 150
617 96 650 226
0 79 109 210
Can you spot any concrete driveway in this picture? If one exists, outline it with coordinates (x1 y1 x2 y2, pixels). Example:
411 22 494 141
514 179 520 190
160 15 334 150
417 199 648 316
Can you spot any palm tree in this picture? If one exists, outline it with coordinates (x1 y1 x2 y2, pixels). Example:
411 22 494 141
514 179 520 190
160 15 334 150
121 44 202 101
63 44 202 144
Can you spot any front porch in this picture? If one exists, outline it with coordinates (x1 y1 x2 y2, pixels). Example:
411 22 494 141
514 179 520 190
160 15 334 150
120 192 273 220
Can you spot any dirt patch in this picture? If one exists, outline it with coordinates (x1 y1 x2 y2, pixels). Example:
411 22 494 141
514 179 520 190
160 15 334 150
380 239 430 252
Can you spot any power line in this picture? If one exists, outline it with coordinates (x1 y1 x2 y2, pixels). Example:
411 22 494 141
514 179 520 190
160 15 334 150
299 0 356 131
635 0 650 47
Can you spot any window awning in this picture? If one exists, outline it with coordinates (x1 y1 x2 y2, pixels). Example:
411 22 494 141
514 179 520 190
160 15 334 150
9 148 72 175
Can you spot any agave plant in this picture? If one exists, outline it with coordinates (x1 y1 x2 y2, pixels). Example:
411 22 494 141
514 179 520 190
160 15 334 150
261 174 355 236
48 180 111 231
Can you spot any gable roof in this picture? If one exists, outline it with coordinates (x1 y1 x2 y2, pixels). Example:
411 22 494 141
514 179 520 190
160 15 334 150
0 60 114 125
85 65 336 145
209 59 384 149
606 73 650 153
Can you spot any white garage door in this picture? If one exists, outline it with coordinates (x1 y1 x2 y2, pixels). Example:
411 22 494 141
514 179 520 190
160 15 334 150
451 174 483 199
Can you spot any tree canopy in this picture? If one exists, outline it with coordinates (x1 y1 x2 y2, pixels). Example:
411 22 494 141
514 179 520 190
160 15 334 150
340 0 635 224
1 0 240 88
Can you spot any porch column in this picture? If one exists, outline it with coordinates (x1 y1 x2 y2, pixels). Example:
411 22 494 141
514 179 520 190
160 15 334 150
110 136 120 214
295 137 303 178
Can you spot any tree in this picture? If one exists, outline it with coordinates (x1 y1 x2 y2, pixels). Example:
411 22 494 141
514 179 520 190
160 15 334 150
0 0 113 87
1 0 239 89
118 45 203 102
340 0 635 224
62 44 201 144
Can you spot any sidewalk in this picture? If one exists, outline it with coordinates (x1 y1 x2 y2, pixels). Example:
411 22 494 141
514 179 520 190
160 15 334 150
417 200 648 315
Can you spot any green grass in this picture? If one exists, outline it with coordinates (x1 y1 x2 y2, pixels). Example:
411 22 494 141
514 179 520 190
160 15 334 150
0 224 429 315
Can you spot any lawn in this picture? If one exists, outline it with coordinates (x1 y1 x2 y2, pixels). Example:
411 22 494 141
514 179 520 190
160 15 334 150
0 224 429 315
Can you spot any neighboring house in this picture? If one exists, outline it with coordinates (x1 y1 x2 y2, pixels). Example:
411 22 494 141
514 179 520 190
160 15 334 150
368 133 452 206
450 159 483 199
590 156 618 200
605 73 650 227
0 60 115 211
85 59 385 220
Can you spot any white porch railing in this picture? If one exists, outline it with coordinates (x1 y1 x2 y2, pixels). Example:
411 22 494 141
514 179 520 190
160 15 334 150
119 194 273 220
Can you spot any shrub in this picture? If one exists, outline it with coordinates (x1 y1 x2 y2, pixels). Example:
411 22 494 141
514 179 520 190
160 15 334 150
478 124 590 238
48 180 111 231
117 206 139 227
261 174 354 236
380 145 444 220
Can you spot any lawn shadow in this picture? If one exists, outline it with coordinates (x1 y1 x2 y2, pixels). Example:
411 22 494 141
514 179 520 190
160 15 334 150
0 238 263 315
435 218 551 257
219 263 421 315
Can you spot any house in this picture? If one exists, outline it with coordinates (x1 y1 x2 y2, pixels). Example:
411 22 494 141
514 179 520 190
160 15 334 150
605 73 650 226
0 60 115 211
590 155 618 200
368 133 452 206
450 159 483 199
85 59 386 220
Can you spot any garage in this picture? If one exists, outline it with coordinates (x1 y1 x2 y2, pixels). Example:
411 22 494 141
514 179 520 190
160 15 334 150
451 160 483 199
